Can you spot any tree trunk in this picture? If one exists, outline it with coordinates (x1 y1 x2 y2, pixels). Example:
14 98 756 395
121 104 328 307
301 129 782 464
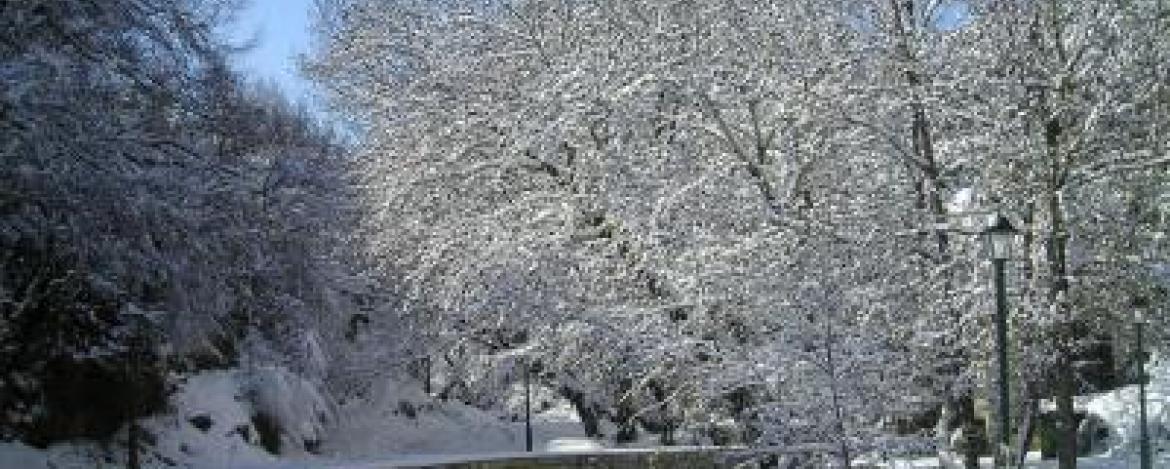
1042 86 1074 467
615 400 639 443
957 396 980 469
560 386 602 438
127 423 140 469
963 429 980 469
825 318 851 469
1015 395 1039 468
648 381 676 446
127 339 141 469
888 5 980 467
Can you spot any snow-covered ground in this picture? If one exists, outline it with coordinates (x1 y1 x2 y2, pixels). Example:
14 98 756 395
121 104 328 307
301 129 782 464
2 357 1167 468
0 367 596 468
318 376 589 459
871 354 1170 469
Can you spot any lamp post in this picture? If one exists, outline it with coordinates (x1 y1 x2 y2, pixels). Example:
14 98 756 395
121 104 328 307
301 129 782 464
1133 296 1152 469
985 213 1018 467
524 357 533 452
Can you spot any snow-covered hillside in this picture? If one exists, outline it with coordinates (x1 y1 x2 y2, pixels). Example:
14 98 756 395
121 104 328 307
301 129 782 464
0 368 594 468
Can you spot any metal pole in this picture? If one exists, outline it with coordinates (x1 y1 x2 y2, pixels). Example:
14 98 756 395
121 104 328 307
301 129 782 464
423 356 431 396
525 360 533 452
1148 0 1164 463
993 258 1011 467
1138 319 1151 469
1148 0 1163 460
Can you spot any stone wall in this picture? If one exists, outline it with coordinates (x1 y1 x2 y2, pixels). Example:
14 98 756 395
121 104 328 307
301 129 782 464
398 450 727 469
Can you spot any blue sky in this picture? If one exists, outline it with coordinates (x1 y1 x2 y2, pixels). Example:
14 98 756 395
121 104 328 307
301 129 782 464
225 0 316 101
936 1 970 30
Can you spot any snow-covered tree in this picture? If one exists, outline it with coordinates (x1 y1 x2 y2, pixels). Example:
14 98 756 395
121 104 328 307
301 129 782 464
306 0 1170 466
0 0 361 451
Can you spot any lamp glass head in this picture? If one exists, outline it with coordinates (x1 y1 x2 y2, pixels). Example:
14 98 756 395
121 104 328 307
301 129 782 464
986 214 1017 260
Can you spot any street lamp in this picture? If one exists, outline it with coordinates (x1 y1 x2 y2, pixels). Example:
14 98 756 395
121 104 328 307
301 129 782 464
524 357 533 452
1133 296 1152 469
984 213 1018 467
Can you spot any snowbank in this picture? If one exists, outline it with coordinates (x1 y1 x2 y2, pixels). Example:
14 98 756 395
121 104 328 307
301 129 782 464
0 368 596 468
0 366 337 468
1079 354 1170 463
320 376 590 459
0 440 103 468
139 369 280 468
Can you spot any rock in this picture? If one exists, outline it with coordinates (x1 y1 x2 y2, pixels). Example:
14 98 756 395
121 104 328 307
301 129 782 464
232 424 253 444
251 412 281 454
188 413 213 432
397 400 417 419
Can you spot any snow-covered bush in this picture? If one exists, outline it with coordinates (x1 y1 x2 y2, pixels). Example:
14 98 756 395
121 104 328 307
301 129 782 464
242 366 336 455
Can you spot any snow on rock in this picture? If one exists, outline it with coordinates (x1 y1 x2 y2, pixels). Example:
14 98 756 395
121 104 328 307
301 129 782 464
0 369 285 469
139 369 281 468
134 366 336 467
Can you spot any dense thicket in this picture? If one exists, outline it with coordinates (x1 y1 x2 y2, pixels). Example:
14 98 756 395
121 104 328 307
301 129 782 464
0 0 359 445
